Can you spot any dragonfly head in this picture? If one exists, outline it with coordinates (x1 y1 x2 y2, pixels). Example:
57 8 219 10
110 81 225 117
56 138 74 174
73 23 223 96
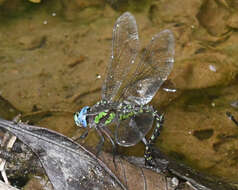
74 106 89 128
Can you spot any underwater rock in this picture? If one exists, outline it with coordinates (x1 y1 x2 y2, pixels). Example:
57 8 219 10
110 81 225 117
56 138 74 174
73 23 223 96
193 129 214 140
18 35 47 50
172 52 235 89
197 0 230 36
149 0 201 26
226 0 238 10
61 0 104 21
227 12 238 29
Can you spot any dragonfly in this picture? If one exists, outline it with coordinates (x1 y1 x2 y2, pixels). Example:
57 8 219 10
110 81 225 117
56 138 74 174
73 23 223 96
74 12 175 165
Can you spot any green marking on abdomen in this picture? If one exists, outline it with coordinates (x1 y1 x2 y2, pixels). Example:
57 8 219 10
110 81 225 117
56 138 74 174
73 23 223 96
119 112 134 120
105 112 115 125
95 111 108 124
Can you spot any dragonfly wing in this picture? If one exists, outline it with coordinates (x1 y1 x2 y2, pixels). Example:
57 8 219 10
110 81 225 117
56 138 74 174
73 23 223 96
102 12 139 102
115 111 154 147
119 29 175 105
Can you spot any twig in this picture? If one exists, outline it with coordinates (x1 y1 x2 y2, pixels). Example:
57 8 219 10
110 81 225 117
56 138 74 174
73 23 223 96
0 132 17 184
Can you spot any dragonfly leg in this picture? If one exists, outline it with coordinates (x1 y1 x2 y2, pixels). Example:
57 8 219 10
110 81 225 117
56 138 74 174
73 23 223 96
144 112 164 167
226 112 238 126
79 129 89 139
95 127 105 156
72 129 89 141
101 127 118 168
101 127 117 154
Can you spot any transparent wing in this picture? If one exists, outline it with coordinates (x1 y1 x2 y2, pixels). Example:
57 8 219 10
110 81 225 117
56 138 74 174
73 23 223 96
119 29 174 105
115 111 154 147
102 12 139 102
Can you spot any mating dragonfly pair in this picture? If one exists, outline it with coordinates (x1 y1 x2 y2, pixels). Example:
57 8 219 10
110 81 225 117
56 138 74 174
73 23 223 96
74 12 175 166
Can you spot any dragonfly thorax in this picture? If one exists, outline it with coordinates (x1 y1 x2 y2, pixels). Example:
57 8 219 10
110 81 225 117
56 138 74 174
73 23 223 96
74 100 114 128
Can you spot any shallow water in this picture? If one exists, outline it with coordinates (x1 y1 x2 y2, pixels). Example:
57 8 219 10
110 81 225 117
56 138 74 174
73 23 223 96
0 0 238 188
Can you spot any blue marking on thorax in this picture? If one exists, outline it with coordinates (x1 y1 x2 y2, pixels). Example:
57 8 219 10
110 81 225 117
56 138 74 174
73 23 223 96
74 106 89 128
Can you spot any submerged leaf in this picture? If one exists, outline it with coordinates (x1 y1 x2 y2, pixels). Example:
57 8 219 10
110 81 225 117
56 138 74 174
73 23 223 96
0 118 126 190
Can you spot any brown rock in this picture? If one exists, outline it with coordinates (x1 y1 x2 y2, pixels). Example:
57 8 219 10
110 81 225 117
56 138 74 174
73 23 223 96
18 35 47 50
149 0 202 26
227 12 238 29
61 0 105 21
197 0 230 36
226 0 238 10
172 52 236 89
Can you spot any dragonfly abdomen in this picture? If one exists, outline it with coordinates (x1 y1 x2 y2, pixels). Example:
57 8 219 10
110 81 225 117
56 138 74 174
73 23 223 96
118 104 147 121
119 111 134 120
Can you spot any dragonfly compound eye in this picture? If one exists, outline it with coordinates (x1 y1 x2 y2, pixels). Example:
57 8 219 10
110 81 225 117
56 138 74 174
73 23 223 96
74 112 81 127
74 106 89 128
